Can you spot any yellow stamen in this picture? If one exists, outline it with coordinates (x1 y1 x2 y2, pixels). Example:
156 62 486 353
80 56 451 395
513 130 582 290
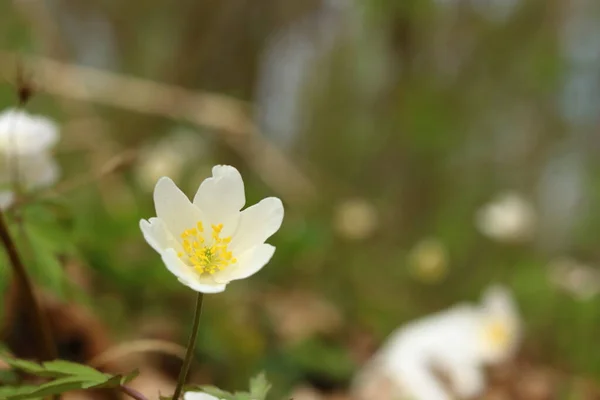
177 221 236 275
483 320 509 348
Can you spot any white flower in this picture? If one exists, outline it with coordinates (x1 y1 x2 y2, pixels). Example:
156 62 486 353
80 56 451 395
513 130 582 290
333 198 378 241
184 392 221 400
0 109 59 154
140 165 284 293
352 285 520 400
548 257 600 301
0 108 60 208
135 128 209 190
408 237 449 284
475 191 536 243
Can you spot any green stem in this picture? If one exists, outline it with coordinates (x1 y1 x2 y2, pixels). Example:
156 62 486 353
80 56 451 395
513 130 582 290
172 292 204 400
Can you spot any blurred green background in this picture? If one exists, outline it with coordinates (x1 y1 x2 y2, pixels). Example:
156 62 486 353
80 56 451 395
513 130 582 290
1 0 600 398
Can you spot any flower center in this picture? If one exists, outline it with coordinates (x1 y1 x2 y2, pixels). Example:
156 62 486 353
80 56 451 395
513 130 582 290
177 222 236 274
483 319 509 348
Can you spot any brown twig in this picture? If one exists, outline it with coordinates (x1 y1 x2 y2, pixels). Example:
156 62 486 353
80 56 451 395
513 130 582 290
88 339 186 368
0 209 57 361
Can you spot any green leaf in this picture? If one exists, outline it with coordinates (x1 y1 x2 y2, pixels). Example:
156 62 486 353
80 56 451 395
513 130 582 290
0 353 139 398
0 373 134 399
0 367 19 385
0 385 39 398
4 375 94 399
87 374 122 389
1 357 48 376
248 372 271 400
119 368 140 385
42 360 107 380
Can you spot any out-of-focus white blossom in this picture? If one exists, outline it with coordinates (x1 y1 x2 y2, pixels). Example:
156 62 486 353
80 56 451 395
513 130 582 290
475 192 536 243
333 198 378 241
140 165 284 293
135 129 207 190
0 108 60 209
352 285 521 400
548 257 600 301
408 237 449 284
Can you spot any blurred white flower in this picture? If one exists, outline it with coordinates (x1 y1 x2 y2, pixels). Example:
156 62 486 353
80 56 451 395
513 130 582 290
140 165 284 293
333 198 378 241
136 129 208 190
475 192 536 243
408 237 449 284
0 108 60 208
352 285 521 400
184 392 221 400
548 257 600 301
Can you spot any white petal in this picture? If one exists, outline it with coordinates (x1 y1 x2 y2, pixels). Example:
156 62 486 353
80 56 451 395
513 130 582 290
193 165 245 225
231 197 284 253
481 284 517 316
27 115 59 150
214 244 275 283
161 248 196 281
184 392 220 400
139 217 177 253
154 177 203 237
19 152 60 189
0 109 59 154
179 277 227 294
162 249 227 293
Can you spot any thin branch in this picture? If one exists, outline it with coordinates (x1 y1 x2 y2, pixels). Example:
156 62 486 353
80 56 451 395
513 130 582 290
88 339 186 368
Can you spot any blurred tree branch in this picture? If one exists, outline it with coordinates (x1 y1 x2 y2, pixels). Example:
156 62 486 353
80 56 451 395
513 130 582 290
0 51 316 206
